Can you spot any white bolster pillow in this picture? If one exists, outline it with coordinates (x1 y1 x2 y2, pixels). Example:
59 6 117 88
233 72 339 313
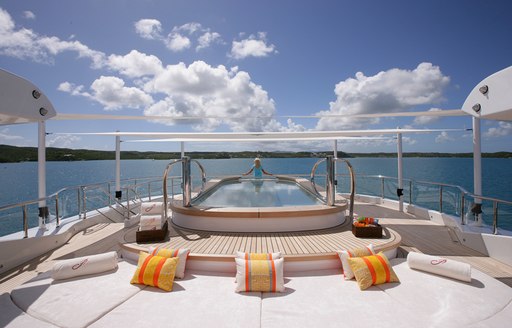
139 224 161 231
51 251 118 280
407 252 471 282
140 202 163 215
139 215 162 226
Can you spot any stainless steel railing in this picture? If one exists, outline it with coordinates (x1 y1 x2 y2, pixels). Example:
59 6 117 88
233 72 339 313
0 176 181 238
2 171 511 238
336 174 512 235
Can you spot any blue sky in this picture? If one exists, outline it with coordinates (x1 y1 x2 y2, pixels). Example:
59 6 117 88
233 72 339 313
1 0 512 153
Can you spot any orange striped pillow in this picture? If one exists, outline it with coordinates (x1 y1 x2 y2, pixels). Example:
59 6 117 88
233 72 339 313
130 252 178 291
347 252 399 290
235 258 285 293
235 251 282 260
148 247 190 279
337 244 375 280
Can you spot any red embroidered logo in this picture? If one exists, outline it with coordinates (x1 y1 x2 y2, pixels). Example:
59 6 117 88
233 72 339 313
430 259 447 266
72 258 89 270
144 204 155 213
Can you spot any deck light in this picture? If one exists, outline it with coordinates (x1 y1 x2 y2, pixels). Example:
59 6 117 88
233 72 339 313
39 107 48 116
479 85 489 95
32 89 41 99
472 103 481 113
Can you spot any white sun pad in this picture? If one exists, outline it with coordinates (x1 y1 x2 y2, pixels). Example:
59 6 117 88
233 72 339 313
90 270 261 328
10 261 143 328
6 258 512 328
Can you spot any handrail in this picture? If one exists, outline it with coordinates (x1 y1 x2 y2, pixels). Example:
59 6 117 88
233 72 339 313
163 157 207 218
310 157 355 218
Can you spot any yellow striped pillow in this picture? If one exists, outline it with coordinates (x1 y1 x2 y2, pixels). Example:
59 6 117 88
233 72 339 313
235 258 285 293
337 244 375 280
130 252 178 291
235 251 282 260
347 252 400 290
148 247 190 279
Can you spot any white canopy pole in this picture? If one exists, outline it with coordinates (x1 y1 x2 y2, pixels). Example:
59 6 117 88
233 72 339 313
181 141 185 158
115 132 121 200
397 131 404 212
38 121 48 229
472 117 482 225
333 139 338 159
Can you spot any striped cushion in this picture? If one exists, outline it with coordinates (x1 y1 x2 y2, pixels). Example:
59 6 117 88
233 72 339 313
347 252 400 290
235 251 282 260
130 252 178 291
148 247 190 279
337 244 375 280
235 258 285 293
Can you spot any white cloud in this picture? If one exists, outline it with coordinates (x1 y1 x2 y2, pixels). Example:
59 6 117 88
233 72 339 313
315 63 450 130
134 20 222 53
23 11 35 20
413 108 442 125
108 50 163 78
435 131 455 143
134 19 162 39
57 81 88 96
89 76 154 110
143 61 301 132
0 127 24 141
47 134 82 148
165 32 191 52
59 76 153 110
230 32 277 59
484 121 512 137
0 8 106 67
197 31 222 51
176 22 202 34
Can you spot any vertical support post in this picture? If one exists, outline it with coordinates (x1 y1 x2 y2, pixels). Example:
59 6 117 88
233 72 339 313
333 139 338 193
38 121 48 229
326 155 335 206
181 141 185 158
182 156 192 207
439 186 443 213
115 132 122 200
409 180 413 205
55 194 60 227
23 205 28 238
492 201 498 235
473 117 482 226
460 193 466 225
397 132 404 212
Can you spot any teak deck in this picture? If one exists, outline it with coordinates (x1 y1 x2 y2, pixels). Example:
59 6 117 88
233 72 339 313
122 218 400 260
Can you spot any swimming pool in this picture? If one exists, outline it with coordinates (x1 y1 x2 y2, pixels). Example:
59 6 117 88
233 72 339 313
192 178 323 207
170 176 347 232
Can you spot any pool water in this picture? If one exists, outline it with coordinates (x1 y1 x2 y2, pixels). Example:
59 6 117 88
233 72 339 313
192 179 323 207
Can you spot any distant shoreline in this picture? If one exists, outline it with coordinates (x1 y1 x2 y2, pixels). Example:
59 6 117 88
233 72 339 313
2 144 511 163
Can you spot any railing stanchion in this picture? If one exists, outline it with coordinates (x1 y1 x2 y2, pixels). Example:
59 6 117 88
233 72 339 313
409 180 413 205
23 205 28 238
148 182 152 201
381 177 384 199
82 186 87 220
55 194 60 227
439 185 443 213
77 188 81 219
493 201 499 235
108 183 112 206
460 193 465 225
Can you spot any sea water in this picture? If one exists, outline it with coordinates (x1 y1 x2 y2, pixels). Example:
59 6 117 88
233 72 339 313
1 157 511 236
